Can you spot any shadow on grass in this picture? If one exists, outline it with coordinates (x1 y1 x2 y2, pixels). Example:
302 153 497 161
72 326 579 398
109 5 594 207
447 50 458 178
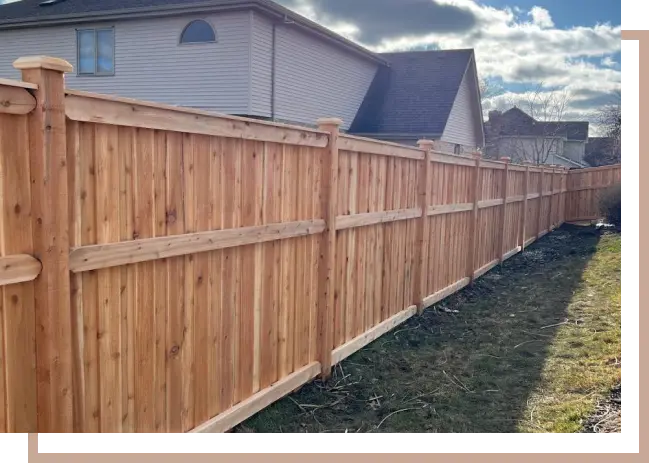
237 224 602 433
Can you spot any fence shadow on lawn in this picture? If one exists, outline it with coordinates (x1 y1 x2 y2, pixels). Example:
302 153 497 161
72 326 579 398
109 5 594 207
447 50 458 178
237 225 602 433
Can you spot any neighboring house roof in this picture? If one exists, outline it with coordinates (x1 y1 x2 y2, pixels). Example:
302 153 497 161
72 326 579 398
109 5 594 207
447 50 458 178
485 107 588 142
0 0 387 65
586 136 615 155
350 49 484 144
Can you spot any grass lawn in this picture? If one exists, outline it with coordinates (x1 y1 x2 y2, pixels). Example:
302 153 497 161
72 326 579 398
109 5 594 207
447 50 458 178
237 225 621 433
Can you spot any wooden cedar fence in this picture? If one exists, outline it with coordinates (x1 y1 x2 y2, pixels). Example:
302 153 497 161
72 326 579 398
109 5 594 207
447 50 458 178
0 57 621 433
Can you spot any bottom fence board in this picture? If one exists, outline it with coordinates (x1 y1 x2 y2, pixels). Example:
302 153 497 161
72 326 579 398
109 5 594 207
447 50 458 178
155 229 556 432
190 362 321 433
331 306 417 366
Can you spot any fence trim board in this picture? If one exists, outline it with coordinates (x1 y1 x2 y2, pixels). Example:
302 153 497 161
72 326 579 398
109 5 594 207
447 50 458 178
339 134 424 160
335 208 422 231
189 362 321 433
0 77 38 90
65 91 329 147
69 219 326 272
480 159 507 170
474 258 500 280
506 195 525 204
422 277 471 308
0 254 42 286
478 198 505 209
427 203 474 216
429 151 475 167
502 246 521 261
0 84 36 115
331 306 417 365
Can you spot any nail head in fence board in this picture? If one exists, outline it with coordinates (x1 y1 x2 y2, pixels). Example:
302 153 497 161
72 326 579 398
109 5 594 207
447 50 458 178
498 157 510 263
64 91 329 148
316 117 341 379
16 55 74 432
0 255 41 286
0 85 36 115
190 362 321 433
414 140 434 314
69 219 325 273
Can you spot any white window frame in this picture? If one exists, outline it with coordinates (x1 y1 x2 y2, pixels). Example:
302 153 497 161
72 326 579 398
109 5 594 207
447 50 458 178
76 27 115 76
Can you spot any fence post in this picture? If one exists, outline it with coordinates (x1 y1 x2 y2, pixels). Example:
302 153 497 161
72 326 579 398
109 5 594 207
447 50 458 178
520 164 530 251
467 153 482 282
536 166 545 238
414 140 434 314
548 165 557 230
498 157 510 263
315 117 341 380
13 56 74 432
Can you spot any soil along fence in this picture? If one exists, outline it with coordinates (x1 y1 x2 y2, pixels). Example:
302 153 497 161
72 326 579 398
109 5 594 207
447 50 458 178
0 57 621 433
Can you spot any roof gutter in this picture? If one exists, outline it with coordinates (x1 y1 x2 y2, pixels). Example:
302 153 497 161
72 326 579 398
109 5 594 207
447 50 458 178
0 0 387 66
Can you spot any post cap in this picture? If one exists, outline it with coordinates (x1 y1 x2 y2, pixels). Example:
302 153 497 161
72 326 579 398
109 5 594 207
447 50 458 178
13 56 73 73
316 117 343 127
417 139 435 149
499 156 511 163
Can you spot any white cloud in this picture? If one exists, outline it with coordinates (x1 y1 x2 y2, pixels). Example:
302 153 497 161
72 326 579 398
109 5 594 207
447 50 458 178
279 0 620 132
601 56 617 67
528 6 555 29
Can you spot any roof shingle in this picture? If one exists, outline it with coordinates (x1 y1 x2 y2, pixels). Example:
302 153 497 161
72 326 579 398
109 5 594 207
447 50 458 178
485 107 588 141
350 49 474 136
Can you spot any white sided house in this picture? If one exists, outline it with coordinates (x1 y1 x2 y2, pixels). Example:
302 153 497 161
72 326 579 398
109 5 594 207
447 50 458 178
484 107 589 167
0 0 485 151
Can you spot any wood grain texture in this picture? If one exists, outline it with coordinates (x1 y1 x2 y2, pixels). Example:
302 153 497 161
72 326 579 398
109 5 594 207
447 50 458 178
0 75 616 435
65 92 328 148
0 85 36 115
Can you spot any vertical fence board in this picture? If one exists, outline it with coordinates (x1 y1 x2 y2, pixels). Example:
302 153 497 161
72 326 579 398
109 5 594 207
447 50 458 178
0 74 622 434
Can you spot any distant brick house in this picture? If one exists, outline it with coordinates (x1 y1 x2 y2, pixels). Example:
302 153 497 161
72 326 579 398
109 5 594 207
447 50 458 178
484 107 589 167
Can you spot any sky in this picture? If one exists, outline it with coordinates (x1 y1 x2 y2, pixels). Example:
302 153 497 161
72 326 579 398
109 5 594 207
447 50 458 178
274 0 621 134
0 0 621 134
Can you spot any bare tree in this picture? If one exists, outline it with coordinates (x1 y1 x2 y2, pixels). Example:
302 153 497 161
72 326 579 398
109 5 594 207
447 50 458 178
583 90 620 167
501 84 572 165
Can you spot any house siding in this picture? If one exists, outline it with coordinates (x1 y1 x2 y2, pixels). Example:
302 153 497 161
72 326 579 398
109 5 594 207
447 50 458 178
0 12 252 114
441 64 482 148
272 23 378 130
249 11 273 117
563 140 586 165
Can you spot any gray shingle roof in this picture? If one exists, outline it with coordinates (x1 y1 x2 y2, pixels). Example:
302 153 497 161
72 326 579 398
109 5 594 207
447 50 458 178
485 107 589 141
350 49 474 136
0 0 215 22
0 0 386 64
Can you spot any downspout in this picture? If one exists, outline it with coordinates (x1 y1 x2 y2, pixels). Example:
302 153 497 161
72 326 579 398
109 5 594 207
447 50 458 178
271 22 276 120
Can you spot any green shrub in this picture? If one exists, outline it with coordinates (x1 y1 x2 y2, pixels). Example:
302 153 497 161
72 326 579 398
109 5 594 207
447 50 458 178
598 183 621 227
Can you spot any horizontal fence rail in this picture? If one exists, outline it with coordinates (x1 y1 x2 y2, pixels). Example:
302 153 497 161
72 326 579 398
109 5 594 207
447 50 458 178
0 56 621 433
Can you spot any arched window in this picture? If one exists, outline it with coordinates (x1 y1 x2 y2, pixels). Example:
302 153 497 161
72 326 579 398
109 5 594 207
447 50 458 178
180 20 217 44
